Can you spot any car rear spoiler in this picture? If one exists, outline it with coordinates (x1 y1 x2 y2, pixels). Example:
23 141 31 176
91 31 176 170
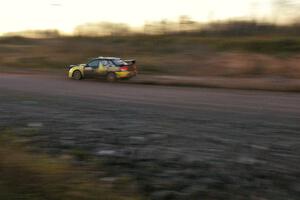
125 59 136 65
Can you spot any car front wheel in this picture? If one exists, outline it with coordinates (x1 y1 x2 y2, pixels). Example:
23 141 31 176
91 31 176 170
72 70 82 80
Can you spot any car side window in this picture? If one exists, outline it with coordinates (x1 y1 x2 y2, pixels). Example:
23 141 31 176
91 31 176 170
101 60 109 66
108 60 115 67
87 60 99 69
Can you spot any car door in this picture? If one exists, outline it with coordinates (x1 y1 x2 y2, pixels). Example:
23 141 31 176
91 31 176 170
107 60 119 72
84 59 100 77
96 60 109 75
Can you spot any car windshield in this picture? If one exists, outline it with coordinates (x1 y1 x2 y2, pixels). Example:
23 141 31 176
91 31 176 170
112 59 127 66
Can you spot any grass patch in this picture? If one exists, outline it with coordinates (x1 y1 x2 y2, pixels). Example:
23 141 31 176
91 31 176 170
0 132 142 200
214 37 300 54
1 34 300 78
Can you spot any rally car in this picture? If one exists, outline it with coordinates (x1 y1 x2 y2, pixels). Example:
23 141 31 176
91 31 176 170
67 57 137 81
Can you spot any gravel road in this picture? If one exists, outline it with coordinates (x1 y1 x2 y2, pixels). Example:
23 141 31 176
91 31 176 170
0 73 300 199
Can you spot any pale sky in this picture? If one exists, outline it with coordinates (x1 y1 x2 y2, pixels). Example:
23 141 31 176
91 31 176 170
0 0 293 34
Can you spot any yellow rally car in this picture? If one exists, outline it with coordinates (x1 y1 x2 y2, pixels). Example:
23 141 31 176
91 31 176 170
67 57 137 81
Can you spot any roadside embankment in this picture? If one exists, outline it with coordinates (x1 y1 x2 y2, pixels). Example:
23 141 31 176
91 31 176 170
128 75 300 92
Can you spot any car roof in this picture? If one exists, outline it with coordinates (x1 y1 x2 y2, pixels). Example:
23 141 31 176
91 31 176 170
96 56 120 60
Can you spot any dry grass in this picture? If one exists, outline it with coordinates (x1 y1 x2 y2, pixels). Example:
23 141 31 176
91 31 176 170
0 35 300 78
0 132 142 200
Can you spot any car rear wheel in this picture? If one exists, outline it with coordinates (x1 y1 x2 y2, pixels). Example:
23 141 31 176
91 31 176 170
72 70 82 80
106 72 117 82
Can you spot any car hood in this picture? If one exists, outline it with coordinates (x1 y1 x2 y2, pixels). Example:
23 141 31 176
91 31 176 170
66 63 86 70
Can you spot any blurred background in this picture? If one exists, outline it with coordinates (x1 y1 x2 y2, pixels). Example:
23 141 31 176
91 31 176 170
0 0 300 78
1 1 300 200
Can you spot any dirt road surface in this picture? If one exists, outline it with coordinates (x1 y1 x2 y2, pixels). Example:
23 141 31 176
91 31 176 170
0 73 300 199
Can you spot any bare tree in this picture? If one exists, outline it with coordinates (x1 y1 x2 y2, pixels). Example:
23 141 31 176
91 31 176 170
74 22 130 36
271 0 300 23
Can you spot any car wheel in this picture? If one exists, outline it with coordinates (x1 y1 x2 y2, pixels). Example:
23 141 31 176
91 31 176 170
72 70 82 80
106 72 117 82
